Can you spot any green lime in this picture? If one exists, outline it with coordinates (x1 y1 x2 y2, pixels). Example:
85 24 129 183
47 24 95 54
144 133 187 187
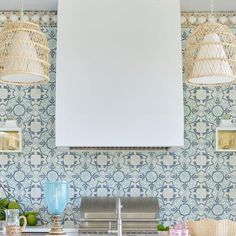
27 211 39 216
0 211 5 220
8 201 20 209
23 212 29 217
23 211 39 217
0 198 9 208
27 214 37 226
157 224 165 231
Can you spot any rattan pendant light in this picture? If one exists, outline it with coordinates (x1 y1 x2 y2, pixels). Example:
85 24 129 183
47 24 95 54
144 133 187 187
185 0 236 86
0 0 50 85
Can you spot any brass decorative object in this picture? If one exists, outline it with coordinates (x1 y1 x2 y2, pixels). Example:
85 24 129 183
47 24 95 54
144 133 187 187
217 130 236 150
215 119 236 152
184 0 236 86
0 0 50 85
0 120 22 152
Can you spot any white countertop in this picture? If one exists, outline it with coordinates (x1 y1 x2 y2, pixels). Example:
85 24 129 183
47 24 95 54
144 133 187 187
23 227 159 236
24 227 78 233
23 226 78 236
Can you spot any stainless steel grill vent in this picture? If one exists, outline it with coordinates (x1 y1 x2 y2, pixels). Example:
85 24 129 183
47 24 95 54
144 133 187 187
78 197 160 234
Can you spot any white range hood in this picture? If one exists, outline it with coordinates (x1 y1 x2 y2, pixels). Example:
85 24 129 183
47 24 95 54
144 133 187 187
56 0 184 149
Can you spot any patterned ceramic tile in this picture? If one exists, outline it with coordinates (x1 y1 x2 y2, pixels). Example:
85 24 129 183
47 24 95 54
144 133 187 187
1 11 236 228
1 11 236 28
0 11 57 27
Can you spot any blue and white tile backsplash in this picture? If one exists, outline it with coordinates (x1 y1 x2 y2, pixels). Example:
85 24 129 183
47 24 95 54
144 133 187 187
0 11 236 227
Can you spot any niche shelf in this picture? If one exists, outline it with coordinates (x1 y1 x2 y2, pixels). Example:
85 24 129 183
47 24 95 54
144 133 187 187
216 119 236 152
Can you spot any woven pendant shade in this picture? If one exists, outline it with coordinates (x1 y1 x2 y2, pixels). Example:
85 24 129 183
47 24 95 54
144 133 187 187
0 21 50 85
185 22 236 86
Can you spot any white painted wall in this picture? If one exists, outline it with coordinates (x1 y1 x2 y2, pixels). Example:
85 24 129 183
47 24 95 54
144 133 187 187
56 0 184 147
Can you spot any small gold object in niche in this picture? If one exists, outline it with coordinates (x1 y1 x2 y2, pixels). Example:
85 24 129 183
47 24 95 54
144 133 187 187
218 130 236 151
0 131 21 151
0 120 22 153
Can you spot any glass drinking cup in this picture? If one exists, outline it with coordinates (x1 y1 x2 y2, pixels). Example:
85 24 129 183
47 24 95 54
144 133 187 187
0 220 6 235
5 209 27 236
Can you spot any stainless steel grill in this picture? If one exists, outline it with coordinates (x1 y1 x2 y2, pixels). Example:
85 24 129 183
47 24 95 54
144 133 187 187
78 197 160 234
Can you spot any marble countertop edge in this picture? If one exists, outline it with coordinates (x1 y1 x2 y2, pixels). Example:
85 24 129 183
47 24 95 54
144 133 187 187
24 227 78 233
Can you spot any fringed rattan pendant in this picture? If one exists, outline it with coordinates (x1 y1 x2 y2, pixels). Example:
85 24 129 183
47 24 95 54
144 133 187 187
0 1 50 86
184 0 236 86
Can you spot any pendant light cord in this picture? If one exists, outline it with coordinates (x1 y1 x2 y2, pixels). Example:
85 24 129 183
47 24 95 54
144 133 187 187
209 0 214 22
210 0 214 17
20 0 24 19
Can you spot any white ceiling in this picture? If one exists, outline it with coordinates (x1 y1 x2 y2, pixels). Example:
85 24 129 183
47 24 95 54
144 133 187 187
0 0 235 11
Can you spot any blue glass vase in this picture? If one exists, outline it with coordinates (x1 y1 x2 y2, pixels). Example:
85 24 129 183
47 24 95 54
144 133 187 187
44 181 69 215
44 181 69 236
